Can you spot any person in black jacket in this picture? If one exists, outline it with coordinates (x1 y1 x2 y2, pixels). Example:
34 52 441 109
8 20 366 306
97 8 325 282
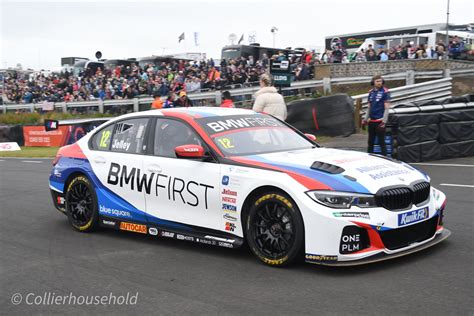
175 91 193 108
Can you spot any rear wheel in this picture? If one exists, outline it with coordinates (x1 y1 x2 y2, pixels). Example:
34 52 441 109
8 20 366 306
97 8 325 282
65 175 99 232
245 192 304 267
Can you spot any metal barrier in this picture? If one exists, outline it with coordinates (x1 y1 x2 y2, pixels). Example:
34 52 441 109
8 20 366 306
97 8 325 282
352 77 453 109
352 77 454 133
2 68 472 114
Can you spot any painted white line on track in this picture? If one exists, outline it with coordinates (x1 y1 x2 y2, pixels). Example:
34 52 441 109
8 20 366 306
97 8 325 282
0 160 5 162
439 183 474 188
22 160 43 164
411 163 474 168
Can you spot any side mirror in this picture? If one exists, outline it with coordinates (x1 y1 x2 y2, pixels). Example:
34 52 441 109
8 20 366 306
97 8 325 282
304 133 317 141
175 144 206 159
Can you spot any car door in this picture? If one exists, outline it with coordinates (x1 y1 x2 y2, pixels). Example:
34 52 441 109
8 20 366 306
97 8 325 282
88 117 151 223
142 117 222 230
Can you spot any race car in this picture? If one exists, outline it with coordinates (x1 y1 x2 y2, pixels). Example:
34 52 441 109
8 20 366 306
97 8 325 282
49 107 450 266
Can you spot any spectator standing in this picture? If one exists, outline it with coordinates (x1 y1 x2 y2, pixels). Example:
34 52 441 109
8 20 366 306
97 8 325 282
163 92 176 108
362 75 390 156
151 94 163 109
449 36 464 59
220 91 235 108
175 91 193 107
252 74 287 120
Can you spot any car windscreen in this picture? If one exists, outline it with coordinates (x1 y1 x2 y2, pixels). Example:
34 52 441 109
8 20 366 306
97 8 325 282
196 114 314 156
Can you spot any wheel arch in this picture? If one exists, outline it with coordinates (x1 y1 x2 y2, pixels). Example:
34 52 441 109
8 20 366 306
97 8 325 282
64 170 91 192
240 185 304 236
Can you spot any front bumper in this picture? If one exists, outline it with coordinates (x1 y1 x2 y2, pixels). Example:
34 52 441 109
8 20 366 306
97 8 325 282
308 228 450 266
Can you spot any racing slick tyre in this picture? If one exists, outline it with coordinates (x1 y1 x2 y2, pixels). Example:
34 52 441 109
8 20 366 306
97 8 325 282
245 192 304 267
65 175 99 232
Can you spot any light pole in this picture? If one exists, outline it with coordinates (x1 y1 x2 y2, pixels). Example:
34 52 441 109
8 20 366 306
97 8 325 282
445 0 450 59
271 26 278 48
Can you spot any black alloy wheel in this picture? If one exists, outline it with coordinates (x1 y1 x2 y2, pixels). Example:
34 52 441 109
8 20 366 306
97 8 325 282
245 192 304 266
66 176 99 232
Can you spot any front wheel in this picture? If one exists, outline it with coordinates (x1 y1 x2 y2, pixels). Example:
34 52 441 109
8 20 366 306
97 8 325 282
65 175 99 232
245 192 304 267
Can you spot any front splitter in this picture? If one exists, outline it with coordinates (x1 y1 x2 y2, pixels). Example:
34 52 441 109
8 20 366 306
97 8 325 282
309 229 451 267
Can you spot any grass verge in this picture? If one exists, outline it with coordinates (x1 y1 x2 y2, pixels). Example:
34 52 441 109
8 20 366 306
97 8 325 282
0 147 59 158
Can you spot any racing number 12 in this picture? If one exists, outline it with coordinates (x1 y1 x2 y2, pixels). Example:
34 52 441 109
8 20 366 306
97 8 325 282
218 138 234 149
99 130 111 148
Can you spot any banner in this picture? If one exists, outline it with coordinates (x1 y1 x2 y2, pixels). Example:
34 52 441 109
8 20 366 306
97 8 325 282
23 126 69 147
0 142 21 151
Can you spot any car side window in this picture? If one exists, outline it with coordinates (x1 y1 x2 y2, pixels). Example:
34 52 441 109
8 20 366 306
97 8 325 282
110 118 149 154
92 124 114 151
154 119 202 158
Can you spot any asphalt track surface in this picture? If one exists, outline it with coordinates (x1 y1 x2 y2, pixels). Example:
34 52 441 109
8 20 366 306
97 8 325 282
1 156 473 315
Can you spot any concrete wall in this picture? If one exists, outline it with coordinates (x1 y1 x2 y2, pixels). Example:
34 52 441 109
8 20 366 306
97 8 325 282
314 60 474 79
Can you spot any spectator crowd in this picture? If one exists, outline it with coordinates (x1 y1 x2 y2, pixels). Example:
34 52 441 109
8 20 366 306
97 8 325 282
2 35 470 105
2 52 315 105
320 36 469 63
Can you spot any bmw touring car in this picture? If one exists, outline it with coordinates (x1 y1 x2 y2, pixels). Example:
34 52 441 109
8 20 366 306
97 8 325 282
49 107 450 266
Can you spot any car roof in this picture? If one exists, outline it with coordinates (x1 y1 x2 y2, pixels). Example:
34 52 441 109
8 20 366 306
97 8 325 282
110 107 257 121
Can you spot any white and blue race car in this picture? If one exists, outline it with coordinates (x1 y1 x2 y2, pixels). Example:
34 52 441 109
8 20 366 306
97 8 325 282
49 107 450 266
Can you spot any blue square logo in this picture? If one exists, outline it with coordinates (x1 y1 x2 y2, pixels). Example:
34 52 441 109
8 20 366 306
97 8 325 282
222 176 229 185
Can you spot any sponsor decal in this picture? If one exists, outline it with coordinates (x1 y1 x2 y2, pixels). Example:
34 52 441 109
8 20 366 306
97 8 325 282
355 163 410 180
222 203 237 212
305 254 338 262
107 163 214 210
176 234 194 242
148 227 158 235
119 222 147 234
101 219 116 227
44 120 58 131
200 116 283 133
339 226 369 254
222 189 237 196
333 212 370 219
53 168 62 177
223 214 237 222
99 205 132 218
57 196 65 205
222 196 236 204
218 242 234 248
222 175 229 185
225 222 236 232
398 207 429 226
196 238 215 245
204 235 235 243
160 231 175 238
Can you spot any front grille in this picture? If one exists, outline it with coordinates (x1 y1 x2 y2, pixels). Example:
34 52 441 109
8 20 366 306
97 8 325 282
413 182 431 205
376 182 430 210
377 187 413 210
378 215 438 250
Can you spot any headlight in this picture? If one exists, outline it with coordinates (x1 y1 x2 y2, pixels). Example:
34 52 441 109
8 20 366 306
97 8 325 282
306 190 377 209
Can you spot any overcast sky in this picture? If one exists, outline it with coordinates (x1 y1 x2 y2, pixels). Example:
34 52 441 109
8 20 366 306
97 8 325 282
1 0 472 70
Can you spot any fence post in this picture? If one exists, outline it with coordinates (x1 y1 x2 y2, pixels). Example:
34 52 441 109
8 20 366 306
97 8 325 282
406 70 415 85
98 99 104 114
62 102 67 113
215 91 222 106
323 77 331 94
30 104 35 113
2 103 6 114
443 68 451 78
354 98 362 133
133 98 139 112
